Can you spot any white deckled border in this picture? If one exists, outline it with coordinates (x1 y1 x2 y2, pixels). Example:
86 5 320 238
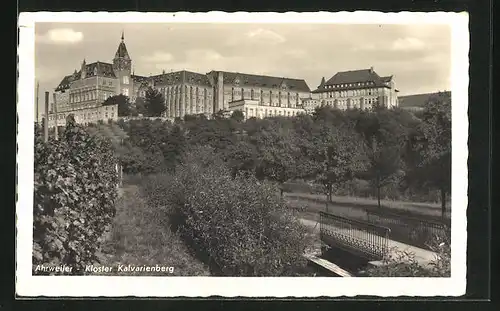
17 11 469 297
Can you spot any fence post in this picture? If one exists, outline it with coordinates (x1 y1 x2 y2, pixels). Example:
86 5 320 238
44 91 49 142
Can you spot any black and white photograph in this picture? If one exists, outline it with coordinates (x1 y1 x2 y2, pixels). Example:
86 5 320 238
17 11 468 297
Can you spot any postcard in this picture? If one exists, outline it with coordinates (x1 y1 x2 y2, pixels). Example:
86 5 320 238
17 11 468 297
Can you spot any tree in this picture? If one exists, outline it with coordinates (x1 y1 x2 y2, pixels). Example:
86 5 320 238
144 87 166 117
103 94 131 117
355 108 407 207
251 120 299 197
224 139 259 178
406 93 451 219
133 97 147 116
309 123 368 211
230 110 245 123
161 124 186 172
366 137 404 208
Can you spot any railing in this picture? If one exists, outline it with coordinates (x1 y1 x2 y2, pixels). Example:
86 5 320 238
366 209 450 250
319 212 391 261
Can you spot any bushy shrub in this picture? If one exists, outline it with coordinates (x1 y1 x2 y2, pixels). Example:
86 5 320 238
33 115 119 274
362 235 451 277
334 178 372 198
159 146 311 276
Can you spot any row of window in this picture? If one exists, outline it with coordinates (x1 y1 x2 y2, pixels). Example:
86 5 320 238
244 108 303 118
160 86 210 94
324 82 376 89
324 89 382 99
226 89 300 100
224 99 297 109
69 90 113 103
165 94 210 103
56 102 115 111
167 103 211 115
324 98 378 108
49 111 115 121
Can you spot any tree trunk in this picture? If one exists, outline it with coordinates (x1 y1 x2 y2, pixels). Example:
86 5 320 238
280 187 284 198
328 184 333 203
325 184 330 213
441 188 446 220
377 175 380 208
377 186 381 209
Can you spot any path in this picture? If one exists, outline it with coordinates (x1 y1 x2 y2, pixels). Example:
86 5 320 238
299 218 438 267
287 192 451 221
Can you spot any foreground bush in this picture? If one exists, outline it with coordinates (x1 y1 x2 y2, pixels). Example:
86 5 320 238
362 235 451 277
33 116 119 274
145 146 311 276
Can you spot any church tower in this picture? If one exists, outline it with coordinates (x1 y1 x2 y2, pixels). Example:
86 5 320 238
113 31 132 97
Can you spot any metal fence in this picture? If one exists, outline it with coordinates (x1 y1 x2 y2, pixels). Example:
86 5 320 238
366 209 450 250
319 212 391 261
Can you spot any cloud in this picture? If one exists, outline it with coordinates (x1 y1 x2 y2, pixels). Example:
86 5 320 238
141 51 175 63
351 44 377 51
36 28 84 44
285 49 307 58
245 28 286 44
186 49 223 62
391 37 426 51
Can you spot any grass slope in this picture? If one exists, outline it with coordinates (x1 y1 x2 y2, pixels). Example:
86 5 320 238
99 185 210 276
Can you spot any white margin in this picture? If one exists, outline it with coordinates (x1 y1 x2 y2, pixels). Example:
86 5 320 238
17 11 469 297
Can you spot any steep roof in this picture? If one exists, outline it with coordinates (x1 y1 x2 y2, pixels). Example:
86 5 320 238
85 61 116 78
114 34 130 59
131 74 149 84
55 74 78 92
150 70 212 87
381 76 393 83
398 91 451 108
213 71 311 93
313 68 392 93
55 61 116 91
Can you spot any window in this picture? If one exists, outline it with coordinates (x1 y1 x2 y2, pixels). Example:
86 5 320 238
123 88 129 96
123 76 129 84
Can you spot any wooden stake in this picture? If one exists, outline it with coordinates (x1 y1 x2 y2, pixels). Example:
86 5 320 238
44 91 49 142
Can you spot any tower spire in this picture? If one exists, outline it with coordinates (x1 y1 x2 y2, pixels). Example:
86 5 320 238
121 30 124 42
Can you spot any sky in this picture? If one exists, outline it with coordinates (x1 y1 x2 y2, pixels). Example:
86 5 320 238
34 22 451 106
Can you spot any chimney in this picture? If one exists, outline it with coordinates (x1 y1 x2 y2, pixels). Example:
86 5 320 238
370 66 374 73
81 59 87 79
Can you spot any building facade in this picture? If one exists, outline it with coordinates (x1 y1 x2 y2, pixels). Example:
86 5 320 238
49 32 411 126
312 67 399 110
132 70 214 118
227 99 305 119
206 71 311 113
130 70 312 120
50 32 133 126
